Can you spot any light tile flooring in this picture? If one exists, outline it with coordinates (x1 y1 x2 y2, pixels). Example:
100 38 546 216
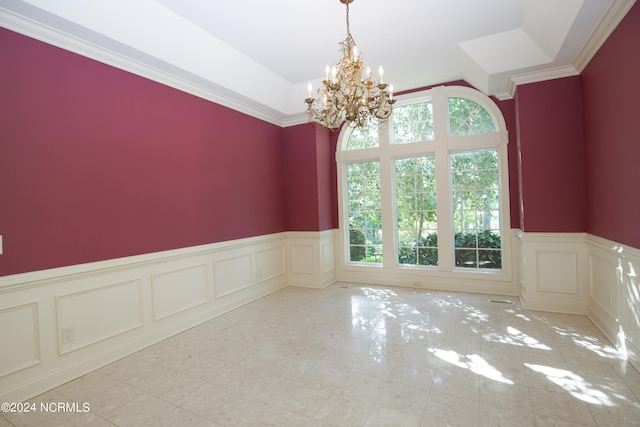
2 284 640 426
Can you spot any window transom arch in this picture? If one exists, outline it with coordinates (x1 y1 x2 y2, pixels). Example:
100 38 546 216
336 85 511 281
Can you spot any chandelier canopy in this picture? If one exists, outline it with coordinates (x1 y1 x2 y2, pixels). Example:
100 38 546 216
305 0 395 130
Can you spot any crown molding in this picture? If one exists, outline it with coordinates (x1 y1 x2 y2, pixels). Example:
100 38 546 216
0 7 287 127
573 0 637 72
497 0 636 99
282 112 313 128
502 65 580 99
492 90 514 101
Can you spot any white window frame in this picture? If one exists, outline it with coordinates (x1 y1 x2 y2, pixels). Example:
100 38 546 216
335 86 513 289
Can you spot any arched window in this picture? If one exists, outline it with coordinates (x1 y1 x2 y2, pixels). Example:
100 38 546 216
337 86 510 280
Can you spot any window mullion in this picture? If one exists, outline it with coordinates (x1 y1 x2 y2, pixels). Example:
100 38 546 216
432 87 454 271
379 119 395 267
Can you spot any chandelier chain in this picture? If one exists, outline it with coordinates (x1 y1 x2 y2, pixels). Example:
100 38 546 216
345 2 350 40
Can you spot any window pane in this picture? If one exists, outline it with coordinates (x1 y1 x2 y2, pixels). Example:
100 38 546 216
450 149 501 269
347 161 382 263
346 119 379 150
393 102 434 144
395 156 438 266
448 98 496 136
455 249 478 268
478 249 501 269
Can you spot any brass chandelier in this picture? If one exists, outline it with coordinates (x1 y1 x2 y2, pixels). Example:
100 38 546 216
305 0 395 129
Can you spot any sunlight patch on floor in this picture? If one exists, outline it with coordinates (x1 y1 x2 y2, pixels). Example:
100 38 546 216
431 348 514 385
525 363 615 406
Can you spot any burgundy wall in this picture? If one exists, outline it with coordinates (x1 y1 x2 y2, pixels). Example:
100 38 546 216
0 28 286 276
282 124 320 231
515 77 587 232
314 126 339 231
581 2 640 249
282 123 338 231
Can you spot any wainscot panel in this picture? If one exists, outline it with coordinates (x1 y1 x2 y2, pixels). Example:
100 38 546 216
151 264 209 321
56 280 144 354
291 245 314 275
519 232 589 314
536 251 578 294
213 254 253 299
286 230 337 289
587 235 640 370
0 303 40 377
256 246 286 283
0 233 288 402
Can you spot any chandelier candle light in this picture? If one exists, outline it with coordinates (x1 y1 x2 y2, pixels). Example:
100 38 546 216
305 0 395 129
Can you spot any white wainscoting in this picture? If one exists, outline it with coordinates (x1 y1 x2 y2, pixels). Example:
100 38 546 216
2 228 637 400
286 230 337 289
519 232 589 314
0 233 293 402
587 235 640 369
519 232 640 369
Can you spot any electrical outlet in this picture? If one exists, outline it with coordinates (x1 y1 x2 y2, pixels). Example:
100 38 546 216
62 326 75 344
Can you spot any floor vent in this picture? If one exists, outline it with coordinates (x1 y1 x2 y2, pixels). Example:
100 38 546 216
489 299 514 304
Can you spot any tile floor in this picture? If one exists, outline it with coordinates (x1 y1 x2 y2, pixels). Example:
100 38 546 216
2 284 640 426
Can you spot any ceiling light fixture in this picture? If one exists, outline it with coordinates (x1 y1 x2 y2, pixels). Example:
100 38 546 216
305 0 395 129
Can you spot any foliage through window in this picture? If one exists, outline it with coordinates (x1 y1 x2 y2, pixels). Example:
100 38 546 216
347 161 382 263
449 97 496 136
393 102 434 143
451 149 501 268
396 156 438 266
346 119 379 150
340 86 508 274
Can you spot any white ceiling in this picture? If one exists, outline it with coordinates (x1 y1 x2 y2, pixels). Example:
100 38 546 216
0 0 635 126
